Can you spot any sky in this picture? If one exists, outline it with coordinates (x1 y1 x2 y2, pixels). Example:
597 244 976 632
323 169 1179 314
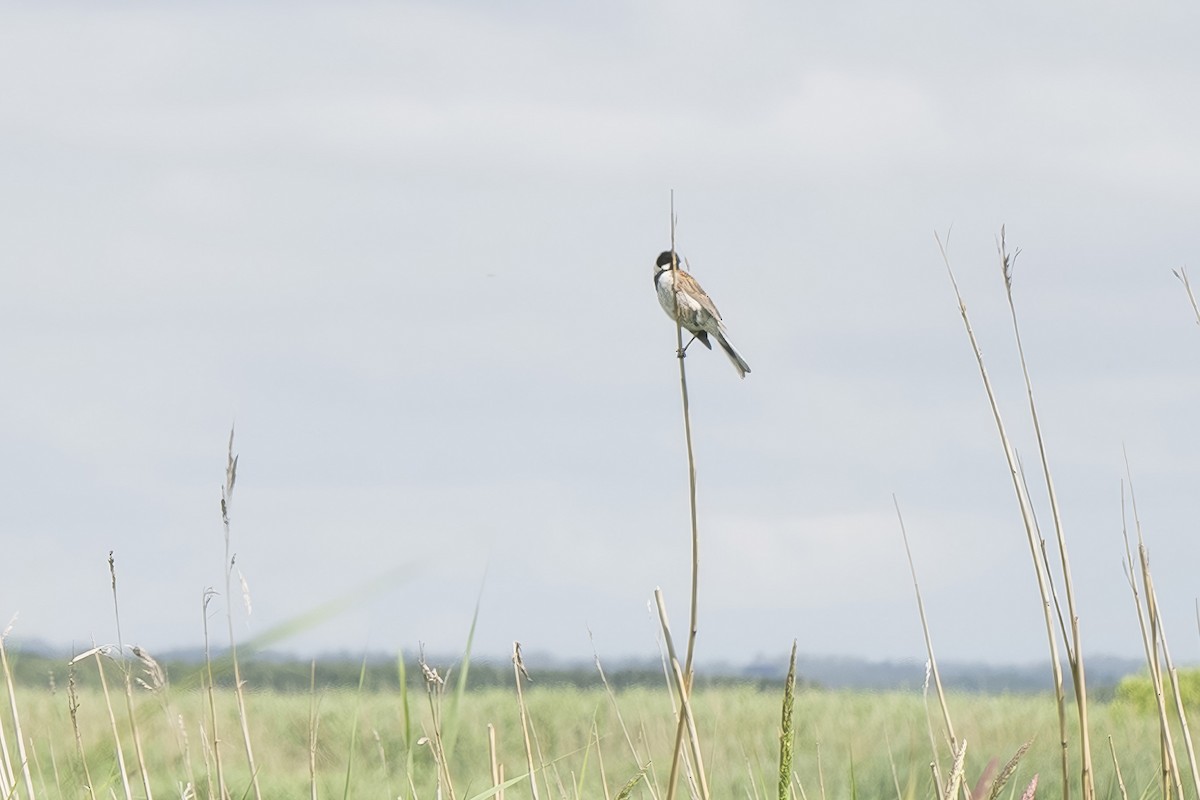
2 1 1200 671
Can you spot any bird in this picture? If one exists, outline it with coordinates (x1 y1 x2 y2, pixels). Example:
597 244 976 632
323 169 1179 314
653 250 751 378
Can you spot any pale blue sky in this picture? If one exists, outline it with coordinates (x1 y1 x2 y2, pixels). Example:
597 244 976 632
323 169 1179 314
2 1 1199 667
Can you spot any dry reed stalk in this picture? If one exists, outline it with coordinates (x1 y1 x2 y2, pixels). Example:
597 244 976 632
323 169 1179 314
1120 472 1185 800
420 650 456 800
200 589 228 800
512 642 540 800
1107 736 1128 800
894 498 956 760
941 739 967 800
84 647 133 800
0 617 32 800
1173 267 1200 325
938 232 1071 799
596 722 615 800
1158 618 1200 795
174 712 195 800
219 429 262 800
66 668 97 800
107 554 153 800
591 638 659 800
198 720 216 800
654 588 710 800
996 229 1094 800
1142 564 1190 800
660 192 706 800
488 723 504 800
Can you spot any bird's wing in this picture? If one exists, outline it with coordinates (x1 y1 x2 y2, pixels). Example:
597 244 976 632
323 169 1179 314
676 270 723 320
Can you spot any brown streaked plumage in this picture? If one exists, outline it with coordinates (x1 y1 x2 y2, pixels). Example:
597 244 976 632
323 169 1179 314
653 250 751 378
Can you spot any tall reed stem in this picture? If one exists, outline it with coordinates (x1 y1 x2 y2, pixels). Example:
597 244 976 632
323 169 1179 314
663 191 705 800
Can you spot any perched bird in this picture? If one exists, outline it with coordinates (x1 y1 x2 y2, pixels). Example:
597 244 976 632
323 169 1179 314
653 250 751 378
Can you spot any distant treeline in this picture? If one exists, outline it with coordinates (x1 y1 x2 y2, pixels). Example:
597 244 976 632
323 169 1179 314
3 649 803 694
3 641 1150 695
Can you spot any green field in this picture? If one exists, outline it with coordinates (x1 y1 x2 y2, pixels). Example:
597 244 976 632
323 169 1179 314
0 661 1188 799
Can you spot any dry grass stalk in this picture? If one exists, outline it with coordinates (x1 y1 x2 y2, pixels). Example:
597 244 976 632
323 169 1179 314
660 192 706 800
1163 654 1200 798
0 616 28 799
512 642 540 800
1173 267 1200 325
1120 473 1185 800
894 497 956 767
591 638 659 800
996 229 1094 800
596 721 615 800
86 647 133 800
488 722 505 800
938 232 1072 799
66 667 97 800
654 588 710 800
219 428 262 800
108 554 154 800
1107 736 1128 800
941 739 967 800
419 649 456 800
200 588 228 799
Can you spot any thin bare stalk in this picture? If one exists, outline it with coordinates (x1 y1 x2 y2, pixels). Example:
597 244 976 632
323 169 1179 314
488 723 504 800
662 191 704 800
1107 737 1128 800
513 643 540 800
66 667 97 800
894 497 956 755
1120 470 1184 800
591 635 659 800
1173 267 1200 325
996 228 1094 800
88 647 133 800
419 649 456 800
0 619 35 800
937 232 1071 799
201 589 228 800
1161 648 1200 797
219 428 262 800
919 662 945 793
107 554 153 800
654 589 710 800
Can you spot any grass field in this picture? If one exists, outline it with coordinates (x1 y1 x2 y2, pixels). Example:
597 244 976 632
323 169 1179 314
0 669 1186 800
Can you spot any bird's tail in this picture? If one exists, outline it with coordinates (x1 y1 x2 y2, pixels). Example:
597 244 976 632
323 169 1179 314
715 333 751 378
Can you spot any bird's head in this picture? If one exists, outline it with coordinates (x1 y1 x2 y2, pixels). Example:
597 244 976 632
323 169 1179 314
655 251 682 272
